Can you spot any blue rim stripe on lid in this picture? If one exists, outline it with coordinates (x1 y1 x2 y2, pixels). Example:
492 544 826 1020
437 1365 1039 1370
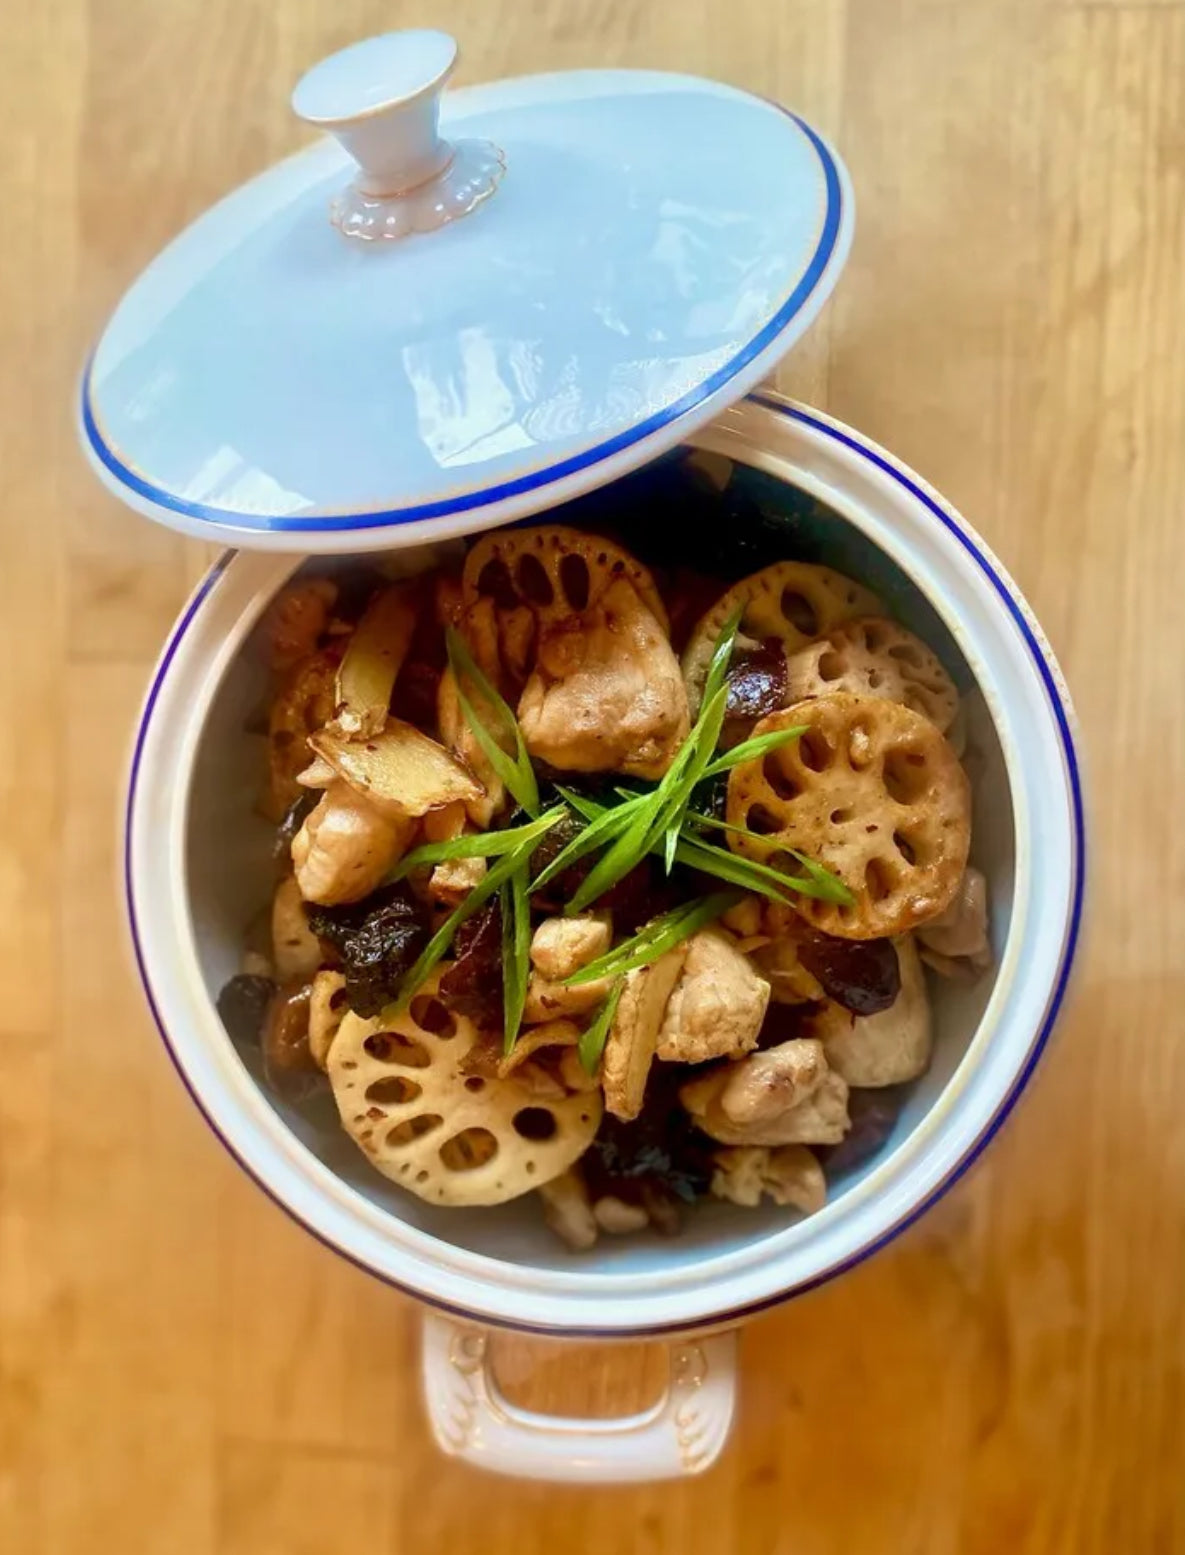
83 111 846 534
122 399 1085 1339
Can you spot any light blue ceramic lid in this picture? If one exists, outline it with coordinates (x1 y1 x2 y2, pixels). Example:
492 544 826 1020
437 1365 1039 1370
81 31 853 552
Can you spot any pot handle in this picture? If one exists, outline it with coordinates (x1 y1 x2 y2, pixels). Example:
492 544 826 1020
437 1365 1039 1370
421 1314 738 1481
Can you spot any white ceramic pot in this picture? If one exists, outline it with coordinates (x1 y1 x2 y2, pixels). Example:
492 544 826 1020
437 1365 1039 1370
122 391 1084 1480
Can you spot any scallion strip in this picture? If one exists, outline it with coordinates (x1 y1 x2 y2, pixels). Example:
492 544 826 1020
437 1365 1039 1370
389 806 565 880
566 684 729 914
391 831 543 1012
564 891 741 985
577 982 625 1074
529 789 647 893
446 627 540 816
702 722 808 779
501 863 532 1054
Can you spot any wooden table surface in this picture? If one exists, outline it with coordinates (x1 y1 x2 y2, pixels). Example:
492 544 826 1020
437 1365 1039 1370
1 2 1182 1551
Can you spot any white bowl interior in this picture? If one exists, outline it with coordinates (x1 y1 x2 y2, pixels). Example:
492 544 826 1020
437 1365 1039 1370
186 452 1015 1273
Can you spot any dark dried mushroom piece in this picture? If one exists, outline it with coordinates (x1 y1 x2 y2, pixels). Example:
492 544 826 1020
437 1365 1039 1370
818 1086 906 1178
273 789 319 873
306 884 430 1018
721 636 788 746
794 931 901 1016
262 980 320 1099
217 973 276 1048
438 899 504 1030
586 1066 715 1207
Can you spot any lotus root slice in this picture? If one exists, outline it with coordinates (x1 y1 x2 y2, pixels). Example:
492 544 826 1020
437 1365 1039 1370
326 970 602 1206
462 524 667 632
785 617 959 732
726 694 971 938
682 562 882 710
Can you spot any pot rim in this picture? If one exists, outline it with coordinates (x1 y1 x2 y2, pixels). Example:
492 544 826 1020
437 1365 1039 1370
123 394 1085 1336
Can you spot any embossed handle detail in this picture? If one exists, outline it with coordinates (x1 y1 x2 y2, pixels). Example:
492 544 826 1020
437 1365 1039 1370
421 1315 738 1482
291 30 504 242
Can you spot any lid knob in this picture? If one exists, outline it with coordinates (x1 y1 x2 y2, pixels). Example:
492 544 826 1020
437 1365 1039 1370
291 30 504 242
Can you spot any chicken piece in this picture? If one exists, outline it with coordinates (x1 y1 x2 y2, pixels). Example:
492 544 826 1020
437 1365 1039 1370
271 874 323 980
422 801 468 844
721 1039 830 1125
259 577 337 674
517 578 691 780
917 867 991 967
750 901 824 1004
522 913 614 1024
539 1168 599 1251
428 856 487 907
524 973 613 1024
558 1047 601 1094
307 970 348 1069
291 780 414 906
656 929 770 1063
803 937 932 1087
530 914 613 982
592 1196 650 1234
711 1145 827 1215
680 1039 850 1146
601 945 688 1120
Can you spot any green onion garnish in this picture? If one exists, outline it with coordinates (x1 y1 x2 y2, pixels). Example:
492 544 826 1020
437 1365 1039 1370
389 806 566 881
562 791 852 908
577 983 625 1074
564 891 741 985
701 722 808 779
447 626 540 817
529 788 648 895
390 811 561 1011
501 862 533 1054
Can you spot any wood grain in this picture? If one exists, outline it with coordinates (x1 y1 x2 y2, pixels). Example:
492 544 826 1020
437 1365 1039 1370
0 1 1181 1551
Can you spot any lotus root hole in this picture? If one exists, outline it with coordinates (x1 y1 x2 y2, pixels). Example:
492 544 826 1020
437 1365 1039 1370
866 670 885 689
559 553 591 610
329 988 349 1012
386 1114 443 1148
865 858 898 903
883 749 931 804
440 1127 499 1172
780 587 819 636
763 754 801 800
409 996 456 1038
893 830 918 864
416 1170 430 1184
365 1075 422 1106
364 1031 431 1067
513 1107 558 1142
830 807 853 825
889 642 922 666
817 651 845 681
477 558 519 610
746 804 784 836
799 727 834 773
463 1076 487 1093
516 553 555 607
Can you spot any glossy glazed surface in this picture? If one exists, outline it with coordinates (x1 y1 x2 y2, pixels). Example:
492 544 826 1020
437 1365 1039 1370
84 71 850 543
7 1 1180 1546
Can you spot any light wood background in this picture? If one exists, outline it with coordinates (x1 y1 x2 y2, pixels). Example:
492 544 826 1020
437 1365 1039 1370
0 1 1182 1551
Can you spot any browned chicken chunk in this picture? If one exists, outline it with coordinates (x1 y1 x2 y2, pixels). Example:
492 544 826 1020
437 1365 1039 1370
517 578 690 779
680 1039 850 1147
656 929 770 1063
